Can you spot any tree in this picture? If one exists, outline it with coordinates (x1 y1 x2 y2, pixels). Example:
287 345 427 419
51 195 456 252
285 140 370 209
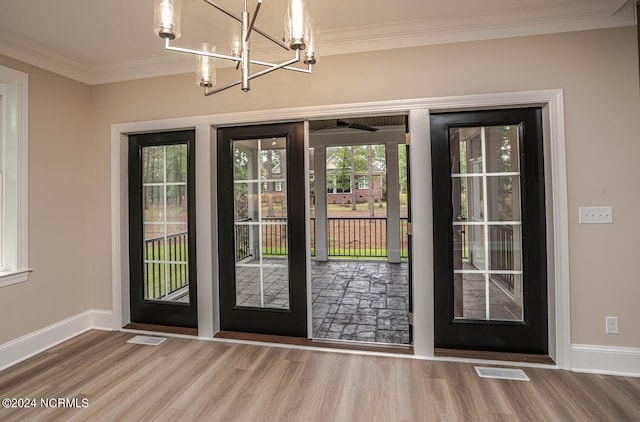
350 146 356 210
367 145 374 216
233 147 249 220
265 149 275 217
327 146 353 206
279 148 287 217
398 144 407 194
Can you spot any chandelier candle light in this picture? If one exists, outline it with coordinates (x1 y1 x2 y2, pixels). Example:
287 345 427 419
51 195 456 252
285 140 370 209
154 0 318 95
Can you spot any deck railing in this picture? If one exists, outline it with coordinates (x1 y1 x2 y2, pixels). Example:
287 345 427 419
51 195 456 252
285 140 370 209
234 217 411 261
235 218 251 262
234 217 288 261
144 231 189 300
400 217 409 259
326 217 387 257
490 225 515 291
460 224 515 291
262 217 288 255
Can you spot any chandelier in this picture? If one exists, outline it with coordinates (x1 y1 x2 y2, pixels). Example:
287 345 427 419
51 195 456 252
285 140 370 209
154 0 318 95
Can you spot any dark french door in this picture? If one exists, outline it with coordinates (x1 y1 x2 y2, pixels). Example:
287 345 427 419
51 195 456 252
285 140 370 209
128 130 198 328
217 122 307 337
431 108 548 354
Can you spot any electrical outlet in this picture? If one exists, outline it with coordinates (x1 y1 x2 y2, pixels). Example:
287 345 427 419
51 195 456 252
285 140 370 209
579 207 613 224
605 316 619 334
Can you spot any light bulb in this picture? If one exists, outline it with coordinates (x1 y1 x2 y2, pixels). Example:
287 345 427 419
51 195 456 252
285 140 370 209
230 35 242 57
304 22 318 65
286 0 307 49
196 43 216 88
160 2 173 29
154 0 181 40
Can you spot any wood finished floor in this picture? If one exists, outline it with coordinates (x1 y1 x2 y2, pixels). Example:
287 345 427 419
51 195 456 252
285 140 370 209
1 330 639 421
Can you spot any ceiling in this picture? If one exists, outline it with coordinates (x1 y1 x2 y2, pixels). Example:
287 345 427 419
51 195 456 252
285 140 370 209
0 0 635 84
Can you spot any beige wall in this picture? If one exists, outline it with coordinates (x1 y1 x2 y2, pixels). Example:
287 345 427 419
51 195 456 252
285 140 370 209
2 25 639 349
90 26 640 349
0 55 92 344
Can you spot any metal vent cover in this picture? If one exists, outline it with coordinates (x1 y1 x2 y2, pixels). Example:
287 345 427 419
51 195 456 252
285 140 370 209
127 335 167 346
475 366 530 381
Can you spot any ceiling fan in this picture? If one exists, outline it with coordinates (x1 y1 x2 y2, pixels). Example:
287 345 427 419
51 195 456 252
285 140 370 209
336 119 378 132
311 119 379 132
335 119 379 132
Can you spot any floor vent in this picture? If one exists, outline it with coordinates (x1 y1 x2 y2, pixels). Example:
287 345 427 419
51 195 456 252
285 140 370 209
475 366 529 381
127 335 167 346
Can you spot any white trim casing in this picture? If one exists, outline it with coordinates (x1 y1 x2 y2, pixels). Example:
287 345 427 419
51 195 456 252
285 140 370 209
408 108 433 358
110 131 130 329
209 126 221 335
0 64 30 287
304 120 313 339
195 124 214 339
0 87 3 270
110 89 571 369
547 92 571 369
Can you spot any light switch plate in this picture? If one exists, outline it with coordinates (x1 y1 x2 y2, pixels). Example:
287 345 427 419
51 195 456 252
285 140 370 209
579 206 613 224
605 316 619 334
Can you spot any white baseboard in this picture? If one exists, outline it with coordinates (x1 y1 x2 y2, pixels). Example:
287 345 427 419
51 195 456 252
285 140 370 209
572 344 640 378
89 309 115 330
0 309 113 372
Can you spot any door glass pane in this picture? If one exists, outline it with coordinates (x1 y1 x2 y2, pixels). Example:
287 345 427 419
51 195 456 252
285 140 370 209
141 144 190 304
143 186 163 223
233 138 290 310
452 176 483 222
489 225 523 272
143 146 164 183
485 126 519 173
451 126 523 322
166 185 187 223
486 176 521 221
166 144 187 183
454 273 523 320
450 128 483 174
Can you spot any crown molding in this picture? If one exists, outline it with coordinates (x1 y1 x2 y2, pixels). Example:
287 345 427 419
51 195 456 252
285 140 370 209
318 0 636 57
0 0 636 85
0 30 92 84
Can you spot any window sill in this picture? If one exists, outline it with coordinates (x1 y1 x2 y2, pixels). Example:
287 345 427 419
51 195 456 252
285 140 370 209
0 269 32 288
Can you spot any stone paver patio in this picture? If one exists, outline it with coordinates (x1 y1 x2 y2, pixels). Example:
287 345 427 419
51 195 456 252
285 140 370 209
311 260 410 344
233 258 522 345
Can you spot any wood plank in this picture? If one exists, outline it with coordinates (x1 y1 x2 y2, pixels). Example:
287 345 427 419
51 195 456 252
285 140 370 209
0 330 638 421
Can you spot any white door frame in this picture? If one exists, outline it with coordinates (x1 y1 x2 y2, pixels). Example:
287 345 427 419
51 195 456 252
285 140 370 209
111 89 570 368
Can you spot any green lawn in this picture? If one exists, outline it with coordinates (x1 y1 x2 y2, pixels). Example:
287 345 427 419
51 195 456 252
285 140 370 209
266 247 409 259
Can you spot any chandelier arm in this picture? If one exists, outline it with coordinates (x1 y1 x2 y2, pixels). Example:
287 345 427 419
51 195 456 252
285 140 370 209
202 0 290 51
246 0 262 42
202 0 242 23
205 51 302 96
245 51 301 81
205 80 243 96
253 27 290 51
250 59 312 74
165 38 241 63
